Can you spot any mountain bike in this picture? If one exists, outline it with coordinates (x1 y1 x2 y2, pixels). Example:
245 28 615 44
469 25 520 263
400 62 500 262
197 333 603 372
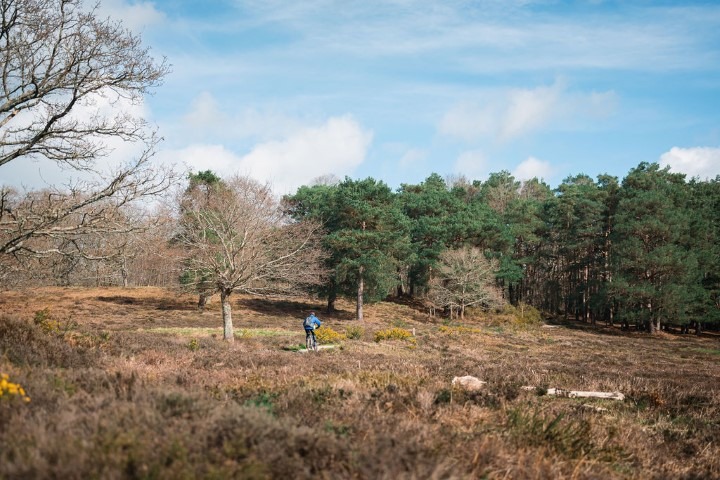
305 330 318 352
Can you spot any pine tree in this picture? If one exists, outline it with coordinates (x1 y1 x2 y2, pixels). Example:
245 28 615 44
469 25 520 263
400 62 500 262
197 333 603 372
286 178 412 319
611 163 696 332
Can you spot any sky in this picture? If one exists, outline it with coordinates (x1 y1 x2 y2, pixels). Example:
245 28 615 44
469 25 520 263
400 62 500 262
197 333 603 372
5 0 720 195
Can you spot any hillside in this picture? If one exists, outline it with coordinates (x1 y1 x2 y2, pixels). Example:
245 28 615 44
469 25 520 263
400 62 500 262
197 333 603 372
1 287 719 479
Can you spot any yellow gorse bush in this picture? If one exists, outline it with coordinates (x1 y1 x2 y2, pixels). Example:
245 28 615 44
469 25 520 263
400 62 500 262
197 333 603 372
314 326 344 344
34 307 61 334
374 327 414 343
0 373 31 403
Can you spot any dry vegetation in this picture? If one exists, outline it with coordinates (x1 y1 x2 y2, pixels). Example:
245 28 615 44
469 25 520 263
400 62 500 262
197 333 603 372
1 287 719 479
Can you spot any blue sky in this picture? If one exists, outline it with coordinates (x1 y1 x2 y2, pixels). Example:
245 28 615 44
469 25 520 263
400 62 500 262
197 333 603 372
21 0 720 194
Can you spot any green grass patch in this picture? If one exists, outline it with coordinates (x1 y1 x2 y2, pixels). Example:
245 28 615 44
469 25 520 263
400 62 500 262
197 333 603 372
282 343 306 352
686 347 720 356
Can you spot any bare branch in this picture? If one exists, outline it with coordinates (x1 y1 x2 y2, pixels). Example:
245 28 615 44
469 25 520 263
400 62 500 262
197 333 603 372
429 247 505 318
0 0 174 277
0 0 169 169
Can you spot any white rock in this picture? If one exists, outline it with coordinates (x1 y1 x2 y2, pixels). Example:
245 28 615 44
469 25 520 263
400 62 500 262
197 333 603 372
451 376 487 391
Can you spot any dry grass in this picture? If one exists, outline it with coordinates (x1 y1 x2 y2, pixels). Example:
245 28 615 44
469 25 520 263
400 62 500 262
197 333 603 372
1 286 719 479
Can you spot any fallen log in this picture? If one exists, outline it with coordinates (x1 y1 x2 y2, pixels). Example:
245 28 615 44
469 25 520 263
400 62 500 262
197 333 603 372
577 404 609 413
521 386 624 401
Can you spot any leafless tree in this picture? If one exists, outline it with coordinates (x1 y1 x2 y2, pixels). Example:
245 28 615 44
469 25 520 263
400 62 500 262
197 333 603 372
0 0 173 276
429 247 504 319
1 0 168 168
175 175 326 341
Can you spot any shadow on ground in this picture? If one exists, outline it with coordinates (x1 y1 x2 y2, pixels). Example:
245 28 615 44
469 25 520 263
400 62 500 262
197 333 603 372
96 295 196 312
238 297 357 321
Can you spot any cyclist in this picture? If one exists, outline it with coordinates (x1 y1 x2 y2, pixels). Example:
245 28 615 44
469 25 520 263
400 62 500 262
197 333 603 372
303 311 322 351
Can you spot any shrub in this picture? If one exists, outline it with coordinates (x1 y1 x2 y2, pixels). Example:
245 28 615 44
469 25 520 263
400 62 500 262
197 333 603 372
33 308 61 335
506 408 593 458
314 326 344 344
344 325 364 340
500 303 543 327
374 328 413 343
0 315 96 368
243 391 278 414
187 339 200 351
391 318 409 328
0 373 31 403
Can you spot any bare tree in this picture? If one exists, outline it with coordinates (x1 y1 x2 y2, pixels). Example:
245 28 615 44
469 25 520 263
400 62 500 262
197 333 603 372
429 247 504 319
1 0 168 168
128 215 180 287
0 163 172 269
0 0 172 275
175 175 326 341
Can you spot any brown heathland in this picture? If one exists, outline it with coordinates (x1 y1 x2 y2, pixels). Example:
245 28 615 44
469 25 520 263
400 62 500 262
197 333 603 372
1 287 718 479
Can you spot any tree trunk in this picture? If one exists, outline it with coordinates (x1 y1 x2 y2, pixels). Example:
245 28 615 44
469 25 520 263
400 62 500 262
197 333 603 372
326 283 337 313
220 288 234 342
647 301 657 334
121 257 129 287
356 266 364 321
198 293 209 312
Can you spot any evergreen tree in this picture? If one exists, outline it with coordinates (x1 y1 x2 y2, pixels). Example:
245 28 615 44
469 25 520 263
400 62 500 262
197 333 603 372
287 177 412 319
398 174 478 295
686 177 720 331
611 163 697 332
548 175 608 322
476 171 549 305
505 178 552 307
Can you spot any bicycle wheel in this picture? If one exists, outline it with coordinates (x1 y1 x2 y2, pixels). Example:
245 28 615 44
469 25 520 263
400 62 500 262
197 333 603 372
311 334 318 352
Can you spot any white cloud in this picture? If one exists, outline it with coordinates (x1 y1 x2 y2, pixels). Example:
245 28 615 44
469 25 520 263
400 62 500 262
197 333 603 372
232 1 720 74
183 91 223 129
500 83 563 141
439 80 617 143
453 150 490 180
165 144 241 178
165 116 373 195
659 147 720 179
180 92 306 142
439 104 496 143
513 156 553 181
96 0 166 31
237 116 372 194
399 148 428 168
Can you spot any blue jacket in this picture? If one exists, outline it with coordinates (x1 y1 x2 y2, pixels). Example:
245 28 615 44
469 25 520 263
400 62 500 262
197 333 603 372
304 314 322 331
